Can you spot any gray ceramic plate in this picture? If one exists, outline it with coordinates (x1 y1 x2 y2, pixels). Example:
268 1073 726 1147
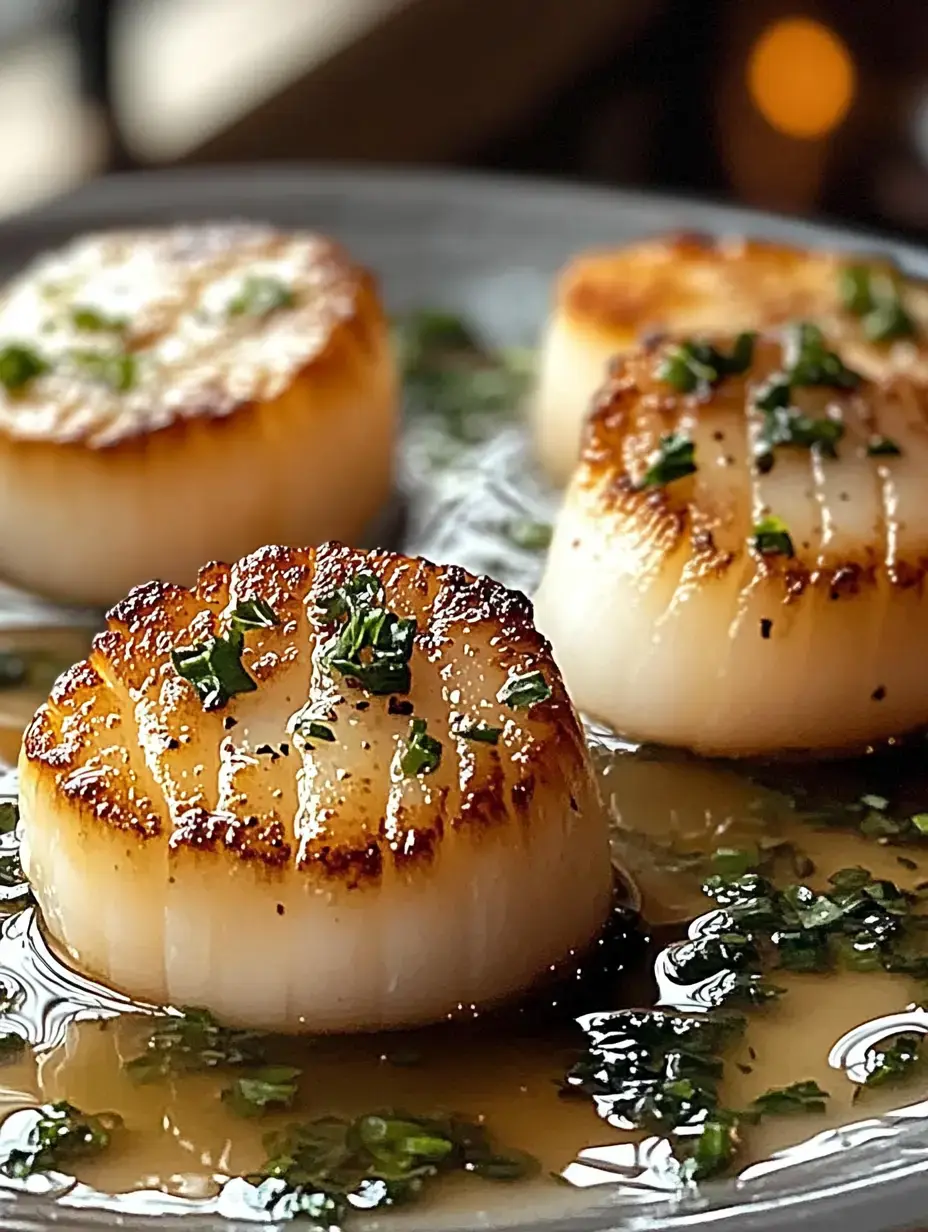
3 167 928 1232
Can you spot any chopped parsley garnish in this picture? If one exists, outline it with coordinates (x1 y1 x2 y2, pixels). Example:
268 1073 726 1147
0 851 28 897
694 865 926 982
784 322 862 390
321 572 416 696
302 720 335 743
752 516 794 558
222 1067 302 1118
748 1080 829 1117
172 601 278 710
70 349 137 392
0 801 16 835
497 670 551 709
228 276 295 318
453 718 503 745
251 1111 536 1224
867 435 902 457
504 518 553 551
0 1101 122 1179
656 333 756 394
70 305 127 333
862 1033 923 1086
839 265 916 343
399 717 442 777
124 1007 266 1082
566 1008 831 1182
753 323 861 471
397 311 481 376
396 309 534 447
0 344 48 391
636 432 697 490
565 1009 745 1136
755 404 844 465
229 597 279 632
772 785 928 847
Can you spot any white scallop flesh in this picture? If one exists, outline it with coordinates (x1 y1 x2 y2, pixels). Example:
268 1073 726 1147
19 543 612 1031
534 332 928 757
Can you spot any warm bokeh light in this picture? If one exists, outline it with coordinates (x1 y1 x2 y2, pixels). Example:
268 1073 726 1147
748 17 856 140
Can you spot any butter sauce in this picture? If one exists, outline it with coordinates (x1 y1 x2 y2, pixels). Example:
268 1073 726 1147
0 717 921 1219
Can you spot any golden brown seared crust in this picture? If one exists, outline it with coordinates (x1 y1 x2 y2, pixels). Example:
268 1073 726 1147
23 542 594 883
575 331 928 602
0 224 388 448
558 233 928 360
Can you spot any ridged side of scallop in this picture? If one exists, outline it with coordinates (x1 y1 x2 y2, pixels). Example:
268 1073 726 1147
19 542 612 1031
0 225 397 606
532 234 928 484
533 333 928 757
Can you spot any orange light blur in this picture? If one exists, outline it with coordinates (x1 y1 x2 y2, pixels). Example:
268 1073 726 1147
748 17 856 140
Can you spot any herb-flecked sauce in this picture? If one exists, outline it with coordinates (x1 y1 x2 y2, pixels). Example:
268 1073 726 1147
0 645 924 1220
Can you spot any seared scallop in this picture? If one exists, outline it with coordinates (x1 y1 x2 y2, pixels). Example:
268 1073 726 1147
0 225 396 607
19 542 612 1031
533 234 928 483
534 324 928 756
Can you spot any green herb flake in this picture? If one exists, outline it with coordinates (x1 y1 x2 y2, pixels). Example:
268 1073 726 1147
0 1101 122 1178
222 1066 302 1118
322 572 416 696
400 717 442 777
840 265 916 344
70 305 127 333
70 349 137 392
172 633 256 711
637 432 697 490
867 436 902 457
752 516 794 558
755 405 845 466
497 670 551 709
453 718 503 746
0 851 28 897
229 598 279 633
752 322 863 471
566 1010 747 1179
677 1112 741 1182
124 1007 266 1083
254 1110 536 1224
785 322 862 391
0 345 48 391
912 814 928 835
749 1080 829 1117
656 333 756 395
0 801 17 835
504 518 553 551
396 309 533 449
863 1033 923 1087
228 276 295 318
172 601 277 710
302 720 335 744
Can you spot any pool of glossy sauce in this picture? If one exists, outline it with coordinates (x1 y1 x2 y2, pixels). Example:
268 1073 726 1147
0 639 925 1219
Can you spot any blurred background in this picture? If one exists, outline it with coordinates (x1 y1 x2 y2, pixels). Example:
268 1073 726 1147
1 0 925 234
